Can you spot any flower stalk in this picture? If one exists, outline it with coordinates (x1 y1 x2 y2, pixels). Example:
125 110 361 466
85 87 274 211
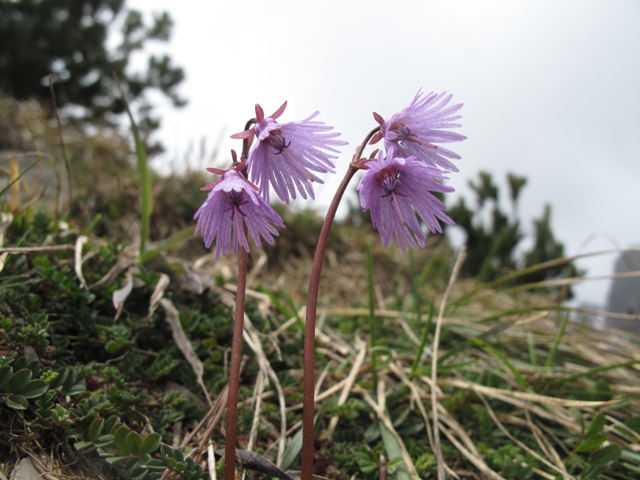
224 241 248 480
193 91 465 480
301 127 379 480
223 127 255 480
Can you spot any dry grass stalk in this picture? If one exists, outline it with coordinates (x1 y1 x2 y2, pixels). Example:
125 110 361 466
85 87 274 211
431 246 466 479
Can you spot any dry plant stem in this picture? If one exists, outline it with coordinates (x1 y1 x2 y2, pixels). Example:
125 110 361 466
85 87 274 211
48 76 73 215
301 127 380 480
224 245 249 480
431 246 466 480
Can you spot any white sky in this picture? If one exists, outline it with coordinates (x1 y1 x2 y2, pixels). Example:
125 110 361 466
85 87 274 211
130 0 640 308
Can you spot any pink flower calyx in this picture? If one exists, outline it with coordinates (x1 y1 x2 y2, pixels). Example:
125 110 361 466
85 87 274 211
368 112 385 145
200 159 253 191
351 149 380 170
230 101 288 140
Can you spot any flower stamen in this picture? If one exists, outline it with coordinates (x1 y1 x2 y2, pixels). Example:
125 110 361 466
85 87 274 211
225 191 249 219
392 124 438 150
270 135 292 155
381 173 402 198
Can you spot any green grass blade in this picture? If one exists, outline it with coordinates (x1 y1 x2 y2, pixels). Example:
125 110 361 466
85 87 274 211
0 156 43 197
562 359 640 383
473 337 529 388
410 299 435 378
139 226 195 264
114 78 152 258
544 311 570 374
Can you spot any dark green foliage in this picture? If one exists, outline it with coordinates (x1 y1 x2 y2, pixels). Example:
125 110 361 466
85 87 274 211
485 445 536 479
0 209 231 477
448 171 579 297
0 0 185 153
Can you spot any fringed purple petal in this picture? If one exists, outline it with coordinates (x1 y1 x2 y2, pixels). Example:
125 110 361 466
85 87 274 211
194 170 284 259
247 111 347 203
357 153 454 251
381 90 466 171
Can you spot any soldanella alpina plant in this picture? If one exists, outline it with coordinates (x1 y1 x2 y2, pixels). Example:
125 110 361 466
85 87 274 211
194 90 465 480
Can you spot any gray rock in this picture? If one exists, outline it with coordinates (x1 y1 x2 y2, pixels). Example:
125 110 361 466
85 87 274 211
11 458 40 480
605 250 640 332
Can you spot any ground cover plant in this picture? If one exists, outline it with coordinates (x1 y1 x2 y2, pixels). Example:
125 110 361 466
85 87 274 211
1 86 640 480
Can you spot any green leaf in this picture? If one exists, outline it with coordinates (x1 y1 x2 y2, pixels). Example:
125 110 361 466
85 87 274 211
364 422 381 442
127 431 144 455
94 434 114 448
281 414 322 470
624 416 640 434
17 379 47 398
141 432 162 454
379 420 411 480
88 418 104 442
576 434 607 453
585 413 606 438
146 458 167 469
64 428 84 439
66 383 87 396
0 366 12 390
7 369 32 393
6 394 28 409
74 441 94 451
104 415 121 434
589 444 621 468
113 425 131 455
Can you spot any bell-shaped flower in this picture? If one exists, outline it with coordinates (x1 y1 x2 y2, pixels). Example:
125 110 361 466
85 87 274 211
372 90 466 172
232 102 347 203
194 167 284 259
357 149 454 251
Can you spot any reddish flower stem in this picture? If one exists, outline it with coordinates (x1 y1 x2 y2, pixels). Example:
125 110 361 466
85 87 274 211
222 130 257 480
301 126 380 480
224 243 248 480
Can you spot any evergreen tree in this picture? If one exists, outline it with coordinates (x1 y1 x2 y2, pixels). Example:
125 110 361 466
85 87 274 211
448 171 578 298
0 0 185 153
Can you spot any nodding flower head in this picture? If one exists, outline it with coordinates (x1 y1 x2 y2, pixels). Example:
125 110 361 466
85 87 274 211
194 167 285 260
371 90 466 172
232 102 347 203
357 149 455 251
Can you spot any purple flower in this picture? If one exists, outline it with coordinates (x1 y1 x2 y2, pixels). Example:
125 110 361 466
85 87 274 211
357 149 454 251
232 102 347 203
194 168 285 259
372 90 466 172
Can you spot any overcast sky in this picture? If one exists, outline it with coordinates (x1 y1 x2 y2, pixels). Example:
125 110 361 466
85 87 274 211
129 0 640 308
